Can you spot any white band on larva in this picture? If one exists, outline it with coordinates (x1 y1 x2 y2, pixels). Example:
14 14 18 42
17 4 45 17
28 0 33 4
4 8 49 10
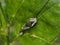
29 18 37 27
19 32 24 36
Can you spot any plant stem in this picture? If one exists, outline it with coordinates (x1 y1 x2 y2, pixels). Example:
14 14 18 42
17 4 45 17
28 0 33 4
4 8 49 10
7 24 10 45
0 2 10 45
35 0 50 18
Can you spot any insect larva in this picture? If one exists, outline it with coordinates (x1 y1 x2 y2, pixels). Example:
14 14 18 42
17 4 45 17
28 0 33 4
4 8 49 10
19 18 37 36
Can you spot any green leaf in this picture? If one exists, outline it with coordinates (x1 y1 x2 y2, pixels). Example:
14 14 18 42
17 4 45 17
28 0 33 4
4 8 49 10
0 0 60 45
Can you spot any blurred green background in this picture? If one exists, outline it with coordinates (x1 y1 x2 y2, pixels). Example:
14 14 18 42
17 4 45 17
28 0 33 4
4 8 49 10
0 0 60 45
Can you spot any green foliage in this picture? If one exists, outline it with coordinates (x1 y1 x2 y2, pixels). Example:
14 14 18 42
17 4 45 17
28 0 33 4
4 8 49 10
0 0 60 45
